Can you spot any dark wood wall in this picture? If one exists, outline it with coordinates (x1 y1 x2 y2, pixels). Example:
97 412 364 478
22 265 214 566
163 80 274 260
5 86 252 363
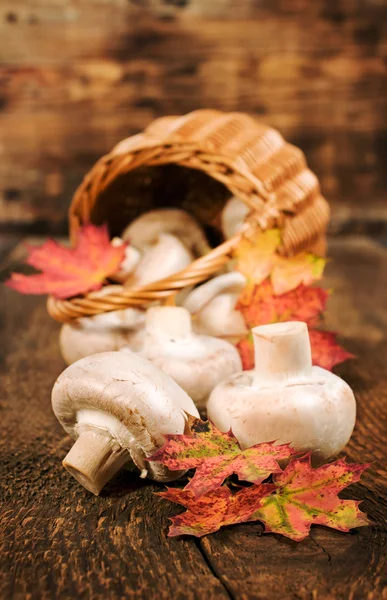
0 0 386 234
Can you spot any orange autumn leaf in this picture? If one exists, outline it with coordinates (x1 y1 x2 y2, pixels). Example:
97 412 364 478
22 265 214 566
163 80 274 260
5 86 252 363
160 455 369 540
237 281 329 329
236 336 255 370
5 224 127 300
272 252 326 295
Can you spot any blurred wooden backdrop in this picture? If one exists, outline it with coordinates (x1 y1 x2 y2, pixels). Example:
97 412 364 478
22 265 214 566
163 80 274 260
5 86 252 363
0 0 386 235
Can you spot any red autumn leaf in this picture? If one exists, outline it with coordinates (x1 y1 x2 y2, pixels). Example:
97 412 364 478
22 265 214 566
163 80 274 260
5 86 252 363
160 455 369 540
159 487 240 538
235 229 326 295
309 330 355 371
150 417 294 498
237 281 329 329
5 224 127 300
236 336 255 370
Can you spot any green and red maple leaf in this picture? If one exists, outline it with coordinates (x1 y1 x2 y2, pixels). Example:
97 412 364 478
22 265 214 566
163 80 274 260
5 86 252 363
150 417 294 497
5 224 127 299
159 455 369 540
152 418 369 541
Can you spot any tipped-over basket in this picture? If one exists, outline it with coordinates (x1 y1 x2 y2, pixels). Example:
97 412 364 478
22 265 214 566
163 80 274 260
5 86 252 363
47 109 330 323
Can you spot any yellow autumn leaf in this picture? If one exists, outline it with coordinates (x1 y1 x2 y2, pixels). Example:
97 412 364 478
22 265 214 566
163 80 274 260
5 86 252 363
234 229 281 285
235 228 326 295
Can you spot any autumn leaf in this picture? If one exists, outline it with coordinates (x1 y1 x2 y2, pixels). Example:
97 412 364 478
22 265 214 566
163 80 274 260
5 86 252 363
236 336 255 370
5 224 127 299
248 455 370 541
159 487 239 538
309 330 355 371
272 253 326 295
150 417 294 498
160 456 369 540
234 229 326 295
235 229 281 285
237 281 329 329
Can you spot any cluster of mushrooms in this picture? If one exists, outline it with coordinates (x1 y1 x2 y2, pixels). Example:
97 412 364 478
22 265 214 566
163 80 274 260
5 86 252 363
52 199 356 495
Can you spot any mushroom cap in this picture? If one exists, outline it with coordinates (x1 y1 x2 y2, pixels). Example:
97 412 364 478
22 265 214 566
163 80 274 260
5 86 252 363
59 320 145 365
121 208 211 257
52 351 200 481
183 272 246 314
207 366 356 460
183 272 247 339
127 233 194 288
138 306 242 408
59 285 146 365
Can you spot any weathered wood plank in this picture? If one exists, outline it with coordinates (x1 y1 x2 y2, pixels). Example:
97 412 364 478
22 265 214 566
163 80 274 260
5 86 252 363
0 1 386 231
199 236 387 599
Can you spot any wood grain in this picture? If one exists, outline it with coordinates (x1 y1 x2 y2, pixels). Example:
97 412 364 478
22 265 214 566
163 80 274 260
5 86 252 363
0 1 386 232
0 235 386 599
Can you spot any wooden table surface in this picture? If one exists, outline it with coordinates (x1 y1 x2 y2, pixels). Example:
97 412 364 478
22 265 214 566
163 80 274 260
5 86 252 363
0 235 386 600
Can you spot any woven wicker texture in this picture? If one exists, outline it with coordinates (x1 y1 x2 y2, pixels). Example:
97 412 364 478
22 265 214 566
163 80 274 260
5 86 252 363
48 109 330 323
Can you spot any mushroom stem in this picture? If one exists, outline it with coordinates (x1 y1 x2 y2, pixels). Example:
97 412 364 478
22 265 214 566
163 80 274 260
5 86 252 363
63 430 130 495
145 306 192 339
252 321 312 387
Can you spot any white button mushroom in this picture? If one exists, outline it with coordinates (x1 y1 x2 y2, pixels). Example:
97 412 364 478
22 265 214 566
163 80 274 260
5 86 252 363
59 285 146 365
221 196 250 239
121 208 211 257
207 321 356 462
183 272 248 341
132 306 242 409
126 233 194 288
52 351 200 495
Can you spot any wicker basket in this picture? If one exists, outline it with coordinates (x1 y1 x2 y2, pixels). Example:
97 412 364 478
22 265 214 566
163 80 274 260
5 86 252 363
47 109 330 323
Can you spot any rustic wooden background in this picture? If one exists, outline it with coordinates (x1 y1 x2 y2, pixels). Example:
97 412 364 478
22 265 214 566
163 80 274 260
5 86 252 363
0 0 386 235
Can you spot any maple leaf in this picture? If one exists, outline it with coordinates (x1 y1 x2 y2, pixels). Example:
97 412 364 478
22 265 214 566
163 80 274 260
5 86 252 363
159 487 239 538
160 456 369 540
236 336 255 370
234 229 326 295
237 281 329 329
150 417 294 498
235 229 281 285
5 224 127 300
309 330 355 371
248 455 370 541
271 253 326 295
